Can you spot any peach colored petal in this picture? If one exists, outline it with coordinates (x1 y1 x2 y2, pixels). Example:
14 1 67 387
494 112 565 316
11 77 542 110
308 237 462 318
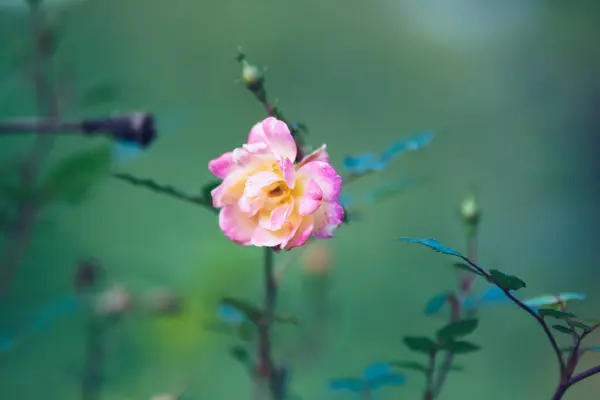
297 179 323 215
251 226 290 247
208 152 234 179
283 216 315 250
258 199 294 231
296 144 329 168
278 157 296 189
312 200 344 239
248 117 297 161
245 171 282 198
211 173 246 207
296 161 342 201
219 205 258 245
238 194 264 216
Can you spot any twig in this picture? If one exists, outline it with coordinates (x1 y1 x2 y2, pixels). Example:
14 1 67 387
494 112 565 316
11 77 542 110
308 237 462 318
458 257 567 378
0 0 56 302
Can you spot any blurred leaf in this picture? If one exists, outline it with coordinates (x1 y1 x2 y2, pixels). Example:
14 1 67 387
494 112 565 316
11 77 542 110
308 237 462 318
568 320 591 332
424 293 448 316
524 293 586 308
452 262 481 276
229 345 251 365
1 182 39 203
538 309 575 319
201 180 220 204
363 362 392 382
80 82 121 107
403 336 438 354
328 378 365 393
488 269 526 291
552 325 575 335
436 319 479 341
586 347 600 352
369 373 406 390
41 146 111 204
396 237 462 257
440 340 480 354
391 361 427 373
220 297 263 324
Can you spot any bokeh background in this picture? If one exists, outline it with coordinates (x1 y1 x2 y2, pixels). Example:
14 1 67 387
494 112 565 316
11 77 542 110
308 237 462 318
1 0 600 399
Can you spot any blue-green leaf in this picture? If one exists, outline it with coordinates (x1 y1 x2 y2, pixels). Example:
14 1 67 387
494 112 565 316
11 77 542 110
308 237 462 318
396 237 462 257
424 293 448 315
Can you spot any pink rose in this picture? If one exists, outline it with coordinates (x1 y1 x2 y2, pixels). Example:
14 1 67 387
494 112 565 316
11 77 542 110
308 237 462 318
209 117 344 251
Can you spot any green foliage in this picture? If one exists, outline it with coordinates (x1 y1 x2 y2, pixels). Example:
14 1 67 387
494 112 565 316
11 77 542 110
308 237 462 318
552 325 575 335
440 340 481 354
403 336 438 354
436 319 479 341
229 345 252 367
41 146 112 204
391 361 427 373
488 269 526 291
452 262 480 275
221 297 263 324
538 309 575 319
568 320 591 332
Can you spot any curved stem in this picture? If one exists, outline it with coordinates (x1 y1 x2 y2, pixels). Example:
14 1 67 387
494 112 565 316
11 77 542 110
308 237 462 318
460 256 567 377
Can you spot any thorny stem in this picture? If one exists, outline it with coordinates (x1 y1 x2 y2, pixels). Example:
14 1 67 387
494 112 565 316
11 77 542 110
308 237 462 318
0 0 57 302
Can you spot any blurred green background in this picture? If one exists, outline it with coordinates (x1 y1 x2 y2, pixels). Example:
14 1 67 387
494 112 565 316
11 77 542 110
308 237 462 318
1 0 600 399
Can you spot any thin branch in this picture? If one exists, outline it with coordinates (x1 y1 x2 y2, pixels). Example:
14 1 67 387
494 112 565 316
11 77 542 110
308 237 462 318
111 173 216 212
460 256 567 376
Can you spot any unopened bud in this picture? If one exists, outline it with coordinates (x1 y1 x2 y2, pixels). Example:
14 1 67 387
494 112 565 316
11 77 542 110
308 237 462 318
94 284 132 317
236 49 265 98
460 192 480 236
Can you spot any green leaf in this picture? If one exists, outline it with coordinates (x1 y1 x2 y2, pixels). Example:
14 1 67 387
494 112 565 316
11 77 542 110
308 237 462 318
403 336 438 354
391 361 427 373
488 269 526 291
568 320 591 332
221 297 264 324
440 340 481 354
538 309 575 319
452 262 481 275
229 345 251 365
201 180 220 204
436 319 479 341
552 325 575 335
42 146 112 204
81 82 122 106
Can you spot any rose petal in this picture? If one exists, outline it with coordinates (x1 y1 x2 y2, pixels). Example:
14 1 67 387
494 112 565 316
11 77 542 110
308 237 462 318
312 200 344 239
283 216 315 250
219 205 258 245
259 199 294 231
296 144 329 168
251 226 289 247
238 194 264 216
245 171 282 198
278 157 296 189
297 179 323 215
208 152 234 179
211 173 246 207
248 117 297 161
296 161 342 201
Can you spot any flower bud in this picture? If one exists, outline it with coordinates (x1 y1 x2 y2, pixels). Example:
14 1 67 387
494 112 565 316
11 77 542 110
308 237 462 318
460 192 480 236
235 50 265 97
94 284 132 317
